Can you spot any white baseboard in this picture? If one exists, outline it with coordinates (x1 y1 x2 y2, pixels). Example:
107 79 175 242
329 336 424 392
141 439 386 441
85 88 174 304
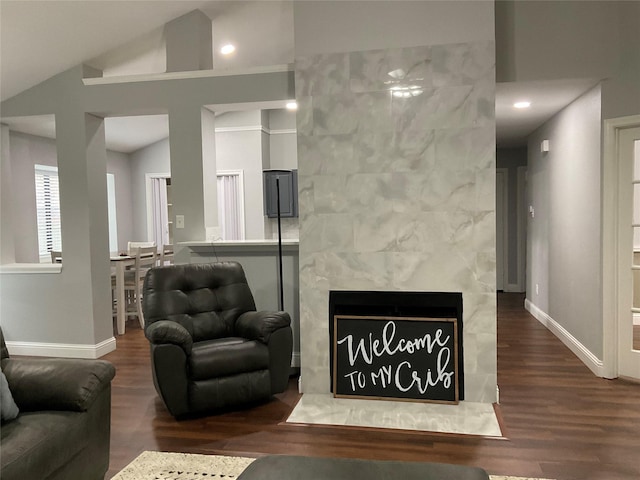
634 313 640 326
6 336 116 359
524 299 604 377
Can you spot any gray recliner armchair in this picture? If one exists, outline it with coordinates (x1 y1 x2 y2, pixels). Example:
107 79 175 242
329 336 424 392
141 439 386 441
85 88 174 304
142 261 293 417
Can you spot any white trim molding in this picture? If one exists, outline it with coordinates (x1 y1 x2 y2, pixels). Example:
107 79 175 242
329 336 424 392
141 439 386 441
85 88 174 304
525 299 604 377
6 336 116 359
516 166 527 292
214 126 296 135
602 114 640 379
292 351 301 368
0 263 62 274
269 128 297 135
83 64 294 86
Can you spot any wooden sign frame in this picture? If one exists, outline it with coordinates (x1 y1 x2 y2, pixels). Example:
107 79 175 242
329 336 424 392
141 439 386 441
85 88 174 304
332 315 459 404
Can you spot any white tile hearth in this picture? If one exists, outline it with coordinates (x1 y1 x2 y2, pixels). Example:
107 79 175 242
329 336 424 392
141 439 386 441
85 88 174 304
286 394 503 437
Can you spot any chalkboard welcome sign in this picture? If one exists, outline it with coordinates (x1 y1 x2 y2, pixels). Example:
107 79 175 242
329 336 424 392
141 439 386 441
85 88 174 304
333 315 459 404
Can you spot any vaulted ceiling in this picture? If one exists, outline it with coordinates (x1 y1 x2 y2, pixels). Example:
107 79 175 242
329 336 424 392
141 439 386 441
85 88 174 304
0 0 596 151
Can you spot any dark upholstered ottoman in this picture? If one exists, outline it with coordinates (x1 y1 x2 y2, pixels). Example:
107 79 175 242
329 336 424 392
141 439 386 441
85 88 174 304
238 455 489 480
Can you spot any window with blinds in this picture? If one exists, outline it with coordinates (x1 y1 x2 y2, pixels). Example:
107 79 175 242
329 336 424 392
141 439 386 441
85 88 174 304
34 165 62 257
34 166 119 259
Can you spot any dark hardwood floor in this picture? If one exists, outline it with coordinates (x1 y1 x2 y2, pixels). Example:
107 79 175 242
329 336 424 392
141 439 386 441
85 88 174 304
103 293 640 480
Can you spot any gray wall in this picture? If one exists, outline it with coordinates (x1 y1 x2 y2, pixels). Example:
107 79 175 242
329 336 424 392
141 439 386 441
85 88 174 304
215 110 266 240
268 108 298 170
496 0 640 120
0 126 15 264
527 85 602 358
294 0 493 56
8 131 134 259
8 132 46 262
0 62 292 351
265 108 299 239
129 137 171 242
0 66 114 350
496 0 640 363
106 150 133 251
129 109 300 242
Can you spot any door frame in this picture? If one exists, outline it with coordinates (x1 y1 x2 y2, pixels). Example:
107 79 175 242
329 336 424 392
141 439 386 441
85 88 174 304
496 168 509 291
145 172 171 243
602 114 640 379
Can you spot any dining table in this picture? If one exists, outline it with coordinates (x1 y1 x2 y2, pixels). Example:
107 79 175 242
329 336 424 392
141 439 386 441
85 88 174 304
111 249 173 335
111 253 137 335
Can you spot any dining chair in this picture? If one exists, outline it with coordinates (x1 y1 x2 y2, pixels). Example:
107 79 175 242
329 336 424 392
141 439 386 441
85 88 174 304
127 241 156 255
50 250 62 263
113 245 158 329
159 244 174 266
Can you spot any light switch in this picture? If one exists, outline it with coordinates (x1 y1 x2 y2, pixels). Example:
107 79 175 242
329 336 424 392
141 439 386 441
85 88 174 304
176 215 185 229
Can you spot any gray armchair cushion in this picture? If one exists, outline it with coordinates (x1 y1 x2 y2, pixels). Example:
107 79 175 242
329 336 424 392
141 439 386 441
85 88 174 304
2 358 115 412
189 337 269 380
146 320 193 354
143 262 257 342
235 311 291 344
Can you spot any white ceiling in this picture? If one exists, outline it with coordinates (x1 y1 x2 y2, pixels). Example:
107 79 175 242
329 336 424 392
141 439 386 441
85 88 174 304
496 78 599 148
0 0 598 151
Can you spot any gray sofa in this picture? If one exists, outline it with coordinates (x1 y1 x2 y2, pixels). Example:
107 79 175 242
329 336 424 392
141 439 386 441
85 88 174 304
0 328 116 480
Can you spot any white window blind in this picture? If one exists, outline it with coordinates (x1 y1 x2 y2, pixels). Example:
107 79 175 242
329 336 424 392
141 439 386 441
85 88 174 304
34 166 119 258
217 171 245 241
35 165 62 257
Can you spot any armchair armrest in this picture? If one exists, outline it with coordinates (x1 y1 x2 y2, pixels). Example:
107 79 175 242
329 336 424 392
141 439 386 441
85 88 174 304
235 310 291 344
2 358 115 412
145 320 193 354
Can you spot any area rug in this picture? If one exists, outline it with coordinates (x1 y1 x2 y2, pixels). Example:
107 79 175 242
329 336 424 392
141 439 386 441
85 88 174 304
112 451 553 480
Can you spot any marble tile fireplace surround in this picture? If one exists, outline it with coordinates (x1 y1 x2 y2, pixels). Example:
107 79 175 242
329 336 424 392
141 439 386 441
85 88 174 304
295 39 497 405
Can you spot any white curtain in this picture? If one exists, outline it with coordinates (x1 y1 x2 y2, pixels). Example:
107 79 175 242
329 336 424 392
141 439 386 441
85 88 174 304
151 177 169 249
106 173 118 252
217 173 243 240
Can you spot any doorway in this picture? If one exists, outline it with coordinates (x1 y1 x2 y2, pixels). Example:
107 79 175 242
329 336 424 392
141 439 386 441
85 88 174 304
146 174 172 249
496 169 508 291
603 116 640 380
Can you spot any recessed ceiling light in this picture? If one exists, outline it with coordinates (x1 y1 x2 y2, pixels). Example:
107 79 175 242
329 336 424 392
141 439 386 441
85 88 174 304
286 101 298 111
514 101 531 109
220 44 236 55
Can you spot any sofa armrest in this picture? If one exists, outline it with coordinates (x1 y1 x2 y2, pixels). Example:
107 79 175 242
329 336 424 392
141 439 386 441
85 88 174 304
235 310 291 344
2 358 115 412
145 320 193 354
